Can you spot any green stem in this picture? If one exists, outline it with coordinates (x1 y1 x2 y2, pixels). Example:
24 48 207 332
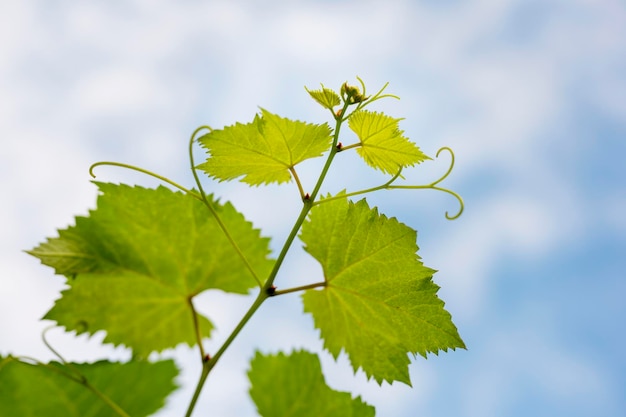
184 291 268 417
185 364 210 417
184 101 352 417
308 101 350 200
264 100 350 290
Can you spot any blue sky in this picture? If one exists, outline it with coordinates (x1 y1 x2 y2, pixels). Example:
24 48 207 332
1 1 625 416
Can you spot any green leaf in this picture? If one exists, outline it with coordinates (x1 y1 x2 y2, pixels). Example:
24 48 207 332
27 183 274 355
348 110 431 174
300 196 465 385
0 356 177 417
248 350 375 417
197 109 333 185
305 85 341 110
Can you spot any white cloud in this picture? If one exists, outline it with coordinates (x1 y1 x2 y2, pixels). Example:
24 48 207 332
462 314 616 417
69 67 167 115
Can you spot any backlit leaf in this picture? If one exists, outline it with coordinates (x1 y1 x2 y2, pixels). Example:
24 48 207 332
348 110 430 174
300 195 465 385
28 183 274 355
197 109 332 185
306 85 341 110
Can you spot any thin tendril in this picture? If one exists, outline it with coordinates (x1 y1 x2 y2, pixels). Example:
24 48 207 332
338 78 400 122
357 76 367 96
314 147 464 220
40 326 131 417
387 147 464 220
355 77 400 111
8 355 83 383
42 325 89 383
434 187 464 220
42 325 70 365
89 161 202 200
188 126 263 288
432 146 455 185
313 168 403 206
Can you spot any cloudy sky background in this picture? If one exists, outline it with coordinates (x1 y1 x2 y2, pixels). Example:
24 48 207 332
1 1 625 416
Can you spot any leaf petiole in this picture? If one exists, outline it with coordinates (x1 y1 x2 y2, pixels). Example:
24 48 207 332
270 281 327 296
188 297 207 361
289 166 306 200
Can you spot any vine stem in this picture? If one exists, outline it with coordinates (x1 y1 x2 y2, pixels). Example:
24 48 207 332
184 100 351 417
264 99 350 289
184 291 267 417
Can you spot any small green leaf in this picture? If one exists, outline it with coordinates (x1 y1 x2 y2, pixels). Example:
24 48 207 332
0 356 178 417
248 350 375 417
28 183 274 355
197 109 333 185
348 110 431 174
306 85 341 110
300 196 465 385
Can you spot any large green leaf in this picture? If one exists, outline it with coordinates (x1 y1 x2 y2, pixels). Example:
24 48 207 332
348 110 430 174
27 183 274 355
0 356 177 417
248 350 375 417
300 196 465 385
197 109 333 185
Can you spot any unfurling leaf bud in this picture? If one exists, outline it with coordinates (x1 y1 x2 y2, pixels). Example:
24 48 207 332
341 82 368 104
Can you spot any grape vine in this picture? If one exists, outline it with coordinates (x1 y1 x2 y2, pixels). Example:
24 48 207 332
1 78 466 417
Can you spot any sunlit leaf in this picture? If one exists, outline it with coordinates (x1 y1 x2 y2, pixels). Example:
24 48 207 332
197 109 332 185
28 183 274 355
300 195 465 385
348 110 430 174
306 85 341 110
